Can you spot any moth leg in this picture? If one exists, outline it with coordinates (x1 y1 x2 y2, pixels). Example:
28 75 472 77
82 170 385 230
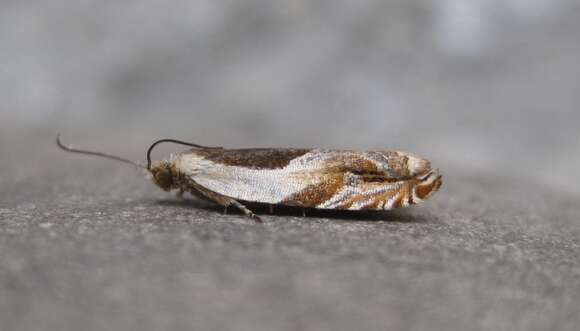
269 204 274 214
228 199 263 223
223 205 228 215
302 208 306 217
188 182 261 223
176 188 185 199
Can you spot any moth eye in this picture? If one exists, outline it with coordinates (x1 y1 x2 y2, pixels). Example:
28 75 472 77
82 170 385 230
153 168 173 191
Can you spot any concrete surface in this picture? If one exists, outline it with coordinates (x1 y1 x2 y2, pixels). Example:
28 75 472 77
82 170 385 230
1 133 579 331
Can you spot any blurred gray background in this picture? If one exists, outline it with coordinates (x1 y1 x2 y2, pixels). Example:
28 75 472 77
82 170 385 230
1 1 580 331
2 0 580 191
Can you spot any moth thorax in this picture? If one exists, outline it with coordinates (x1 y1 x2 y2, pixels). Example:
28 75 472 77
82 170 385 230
150 161 175 191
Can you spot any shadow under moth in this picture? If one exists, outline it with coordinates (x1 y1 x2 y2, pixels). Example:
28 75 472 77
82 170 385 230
57 135 442 222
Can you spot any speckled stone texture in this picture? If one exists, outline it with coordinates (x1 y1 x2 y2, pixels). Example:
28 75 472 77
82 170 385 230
1 134 579 331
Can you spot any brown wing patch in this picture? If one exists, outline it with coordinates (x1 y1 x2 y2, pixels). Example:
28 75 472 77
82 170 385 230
368 185 401 210
337 182 402 210
323 154 401 183
392 192 405 208
415 175 443 199
194 148 311 169
415 182 431 199
355 171 400 183
280 174 344 208
335 191 370 210
327 151 417 180
324 154 378 172
385 152 412 178
392 181 413 208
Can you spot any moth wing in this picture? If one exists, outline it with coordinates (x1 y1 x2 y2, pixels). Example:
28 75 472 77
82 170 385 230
177 149 438 210
297 166 441 211
281 168 410 210
280 150 438 210
178 149 316 204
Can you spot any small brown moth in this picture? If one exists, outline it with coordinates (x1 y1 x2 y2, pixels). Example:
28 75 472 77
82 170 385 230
57 135 442 222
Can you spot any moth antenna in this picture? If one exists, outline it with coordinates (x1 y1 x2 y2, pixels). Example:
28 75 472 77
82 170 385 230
146 139 219 170
56 134 146 170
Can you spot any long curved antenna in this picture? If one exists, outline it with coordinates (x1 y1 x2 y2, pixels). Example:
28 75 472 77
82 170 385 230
56 134 146 170
146 139 218 170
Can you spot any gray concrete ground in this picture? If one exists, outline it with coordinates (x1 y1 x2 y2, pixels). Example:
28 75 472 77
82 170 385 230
1 132 579 331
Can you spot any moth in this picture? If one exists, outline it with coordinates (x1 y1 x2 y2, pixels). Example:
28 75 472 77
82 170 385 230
57 135 442 222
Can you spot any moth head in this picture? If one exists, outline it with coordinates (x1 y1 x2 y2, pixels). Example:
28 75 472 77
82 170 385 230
150 161 174 191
